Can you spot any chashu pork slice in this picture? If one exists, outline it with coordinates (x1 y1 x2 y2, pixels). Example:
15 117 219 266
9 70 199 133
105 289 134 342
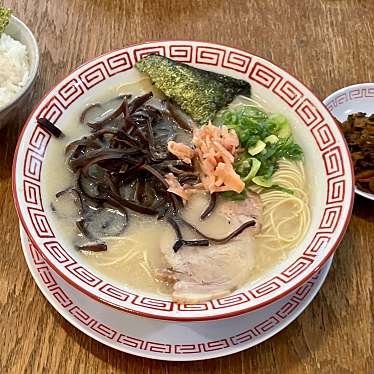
158 191 262 303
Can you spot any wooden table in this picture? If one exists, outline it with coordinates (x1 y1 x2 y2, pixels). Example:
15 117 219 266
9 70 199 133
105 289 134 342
1 0 373 372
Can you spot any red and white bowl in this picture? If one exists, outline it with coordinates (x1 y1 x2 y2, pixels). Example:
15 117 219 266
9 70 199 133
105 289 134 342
324 82 374 201
20 225 333 360
13 41 354 321
0 15 39 129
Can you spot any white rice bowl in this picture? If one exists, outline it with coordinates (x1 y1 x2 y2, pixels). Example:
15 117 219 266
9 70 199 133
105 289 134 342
0 32 29 109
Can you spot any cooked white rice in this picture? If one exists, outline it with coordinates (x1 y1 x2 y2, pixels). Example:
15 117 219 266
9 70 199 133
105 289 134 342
0 33 29 109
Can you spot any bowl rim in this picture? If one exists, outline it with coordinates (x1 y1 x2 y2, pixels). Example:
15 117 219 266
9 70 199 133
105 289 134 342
0 15 40 113
323 82 374 201
12 40 355 321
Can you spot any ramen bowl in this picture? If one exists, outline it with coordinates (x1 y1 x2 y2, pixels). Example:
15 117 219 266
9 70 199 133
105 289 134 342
13 41 354 321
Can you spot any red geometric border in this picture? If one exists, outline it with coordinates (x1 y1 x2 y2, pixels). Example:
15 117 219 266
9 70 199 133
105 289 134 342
249 61 282 89
273 80 303 108
295 98 324 128
29 126 51 157
169 45 193 63
28 239 322 355
105 51 133 76
222 50 251 73
58 78 85 108
196 45 225 66
133 45 167 62
325 86 374 111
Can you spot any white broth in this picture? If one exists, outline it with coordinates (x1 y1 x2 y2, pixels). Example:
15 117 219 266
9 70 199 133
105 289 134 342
42 83 310 298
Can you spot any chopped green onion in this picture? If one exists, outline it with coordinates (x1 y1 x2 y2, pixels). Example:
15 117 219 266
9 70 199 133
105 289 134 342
252 176 273 187
242 158 261 182
248 140 266 156
217 105 304 198
269 114 291 138
264 134 279 144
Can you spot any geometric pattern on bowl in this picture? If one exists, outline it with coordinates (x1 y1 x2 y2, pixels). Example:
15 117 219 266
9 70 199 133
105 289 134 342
13 41 354 320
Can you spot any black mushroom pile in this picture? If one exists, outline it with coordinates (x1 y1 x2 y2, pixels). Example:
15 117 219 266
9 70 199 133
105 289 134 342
39 93 255 252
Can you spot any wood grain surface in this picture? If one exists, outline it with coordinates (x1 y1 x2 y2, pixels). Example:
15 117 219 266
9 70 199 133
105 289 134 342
1 0 373 373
